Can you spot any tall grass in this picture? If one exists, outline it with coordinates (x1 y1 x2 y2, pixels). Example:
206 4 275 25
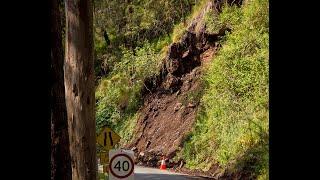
95 41 164 144
182 0 269 178
172 0 209 42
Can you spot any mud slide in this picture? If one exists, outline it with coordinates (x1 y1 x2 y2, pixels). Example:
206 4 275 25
126 1 230 169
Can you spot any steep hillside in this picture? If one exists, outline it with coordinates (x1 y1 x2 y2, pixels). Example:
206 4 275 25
181 0 269 179
95 0 211 145
95 0 269 179
126 0 225 166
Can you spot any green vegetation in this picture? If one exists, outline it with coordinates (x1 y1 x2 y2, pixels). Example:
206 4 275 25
182 0 269 178
205 4 242 34
93 0 197 78
98 172 107 180
171 0 208 42
94 0 206 144
95 41 164 143
94 0 269 178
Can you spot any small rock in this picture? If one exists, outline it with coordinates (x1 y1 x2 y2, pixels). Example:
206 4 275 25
187 103 196 108
174 103 182 112
182 50 190 58
139 152 145 157
179 161 184 168
175 90 180 96
153 111 159 118
131 147 137 151
146 140 151 149
163 74 180 90
147 149 155 153
153 106 158 111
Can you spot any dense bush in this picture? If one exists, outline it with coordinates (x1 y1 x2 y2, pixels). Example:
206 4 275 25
94 0 269 178
93 0 195 49
95 41 165 143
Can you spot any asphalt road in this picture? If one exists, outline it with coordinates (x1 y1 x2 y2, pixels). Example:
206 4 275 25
134 166 208 180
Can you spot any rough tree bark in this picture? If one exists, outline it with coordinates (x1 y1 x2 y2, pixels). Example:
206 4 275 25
50 0 72 179
65 0 97 179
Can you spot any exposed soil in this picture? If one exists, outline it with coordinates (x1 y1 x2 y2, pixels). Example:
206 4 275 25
126 1 219 166
125 1 244 179
127 41 218 166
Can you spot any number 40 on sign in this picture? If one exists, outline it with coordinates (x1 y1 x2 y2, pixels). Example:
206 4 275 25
109 149 134 180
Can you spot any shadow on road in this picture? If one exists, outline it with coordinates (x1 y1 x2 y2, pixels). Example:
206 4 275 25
135 173 209 180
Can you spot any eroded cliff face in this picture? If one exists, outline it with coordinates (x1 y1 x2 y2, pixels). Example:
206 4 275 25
126 1 230 168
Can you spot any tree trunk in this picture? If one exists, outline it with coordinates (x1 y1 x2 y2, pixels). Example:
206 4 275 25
65 0 97 179
50 0 72 179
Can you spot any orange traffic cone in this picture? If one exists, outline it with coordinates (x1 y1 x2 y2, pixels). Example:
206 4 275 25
160 156 167 170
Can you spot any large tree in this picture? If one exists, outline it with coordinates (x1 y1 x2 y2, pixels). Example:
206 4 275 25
50 0 72 179
64 0 97 179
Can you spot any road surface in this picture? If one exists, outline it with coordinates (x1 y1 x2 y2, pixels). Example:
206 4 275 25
134 166 208 180
98 165 209 179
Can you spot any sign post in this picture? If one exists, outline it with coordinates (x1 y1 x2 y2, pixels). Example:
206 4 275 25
99 152 109 165
109 149 135 180
97 127 121 174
